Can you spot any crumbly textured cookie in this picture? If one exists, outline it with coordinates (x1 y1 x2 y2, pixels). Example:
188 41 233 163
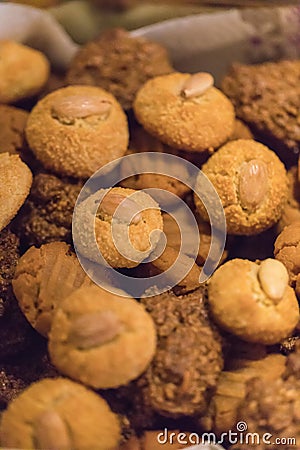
208 258 299 344
277 166 300 232
73 187 163 268
12 242 92 337
222 60 300 164
0 378 121 450
0 153 32 232
26 85 129 178
66 28 173 110
0 105 28 155
200 353 286 436
0 228 37 358
274 222 300 297
229 373 300 450
134 72 235 153
0 40 50 104
14 172 82 249
134 289 223 418
194 139 288 235
49 285 157 389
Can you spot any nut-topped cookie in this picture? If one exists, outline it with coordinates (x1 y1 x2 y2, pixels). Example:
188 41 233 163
133 72 235 153
12 242 93 337
0 153 32 232
26 85 129 178
0 40 50 104
73 186 163 268
194 139 288 235
48 285 157 389
66 28 173 111
207 258 299 344
0 378 121 450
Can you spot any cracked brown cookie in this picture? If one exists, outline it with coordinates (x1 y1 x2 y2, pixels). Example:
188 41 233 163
195 139 288 235
0 228 37 359
14 172 82 249
134 289 223 419
12 242 92 337
0 153 32 232
208 258 299 344
222 60 300 165
73 187 163 268
49 285 157 389
0 105 28 155
134 72 235 153
66 28 173 111
0 40 50 104
274 222 300 299
26 85 129 178
0 378 121 450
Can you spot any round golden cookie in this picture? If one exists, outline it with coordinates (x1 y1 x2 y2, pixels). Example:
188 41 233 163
12 242 93 337
73 186 163 268
207 258 299 345
274 221 300 294
194 139 288 235
25 85 129 178
0 152 32 232
48 285 157 388
133 72 235 153
230 119 253 141
0 40 49 104
0 378 120 450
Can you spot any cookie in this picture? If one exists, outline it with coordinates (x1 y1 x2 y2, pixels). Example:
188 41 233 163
135 289 223 418
48 285 157 389
0 153 32 232
222 60 300 165
0 40 49 104
0 228 37 359
73 187 163 268
0 378 121 450
25 85 129 178
207 258 299 344
66 28 173 110
134 72 235 153
230 119 253 141
0 105 28 155
277 166 300 233
12 242 93 337
14 172 82 249
194 139 288 235
274 222 300 298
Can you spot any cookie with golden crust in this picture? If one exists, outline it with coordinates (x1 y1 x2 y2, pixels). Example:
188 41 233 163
0 41 49 104
49 285 157 389
207 258 299 345
195 139 288 235
277 166 300 233
0 378 121 450
73 186 163 268
134 72 235 153
274 222 300 297
26 85 129 178
0 153 32 232
230 119 253 141
12 242 93 337
66 28 173 111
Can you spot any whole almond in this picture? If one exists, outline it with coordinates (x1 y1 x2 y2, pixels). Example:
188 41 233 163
239 159 268 211
68 310 123 349
34 410 71 449
258 259 289 302
181 72 214 99
99 192 142 225
51 95 112 121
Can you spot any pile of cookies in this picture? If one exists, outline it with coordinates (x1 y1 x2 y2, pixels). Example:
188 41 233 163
0 28 300 450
